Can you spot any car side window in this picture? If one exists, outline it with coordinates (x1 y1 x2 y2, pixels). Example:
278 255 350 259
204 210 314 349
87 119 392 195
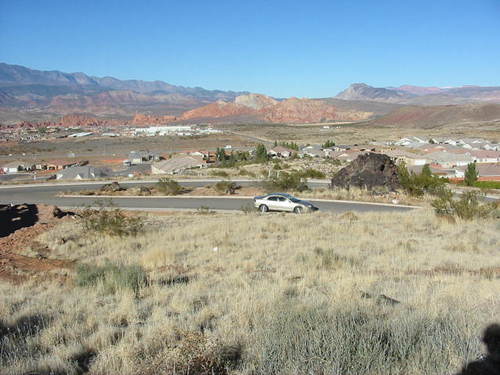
278 197 286 202
267 196 277 201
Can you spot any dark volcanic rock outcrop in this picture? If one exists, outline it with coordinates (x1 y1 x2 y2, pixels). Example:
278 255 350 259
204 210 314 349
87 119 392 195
330 153 400 190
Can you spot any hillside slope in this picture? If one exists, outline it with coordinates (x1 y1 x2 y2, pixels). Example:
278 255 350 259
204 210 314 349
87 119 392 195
371 103 500 128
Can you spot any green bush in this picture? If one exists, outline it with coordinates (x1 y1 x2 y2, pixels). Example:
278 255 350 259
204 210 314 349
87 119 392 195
298 168 326 179
79 205 143 237
397 163 446 197
76 263 147 294
265 171 309 192
432 189 498 220
156 178 182 195
210 170 229 177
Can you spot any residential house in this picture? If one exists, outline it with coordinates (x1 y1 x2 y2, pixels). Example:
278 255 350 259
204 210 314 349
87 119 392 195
1 161 32 173
46 159 79 170
408 164 464 179
56 166 111 180
383 150 428 166
151 156 206 175
268 146 295 158
300 145 324 158
127 150 161 165
456 163 500 181
469 150 500 163
476 163 500 181
425 151 474 168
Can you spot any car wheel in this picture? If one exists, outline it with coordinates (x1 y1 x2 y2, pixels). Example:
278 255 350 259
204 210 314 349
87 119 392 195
259 204 269 213
294 206 303 214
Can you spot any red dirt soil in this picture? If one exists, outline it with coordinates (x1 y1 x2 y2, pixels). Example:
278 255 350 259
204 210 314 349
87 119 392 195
0 204 75 283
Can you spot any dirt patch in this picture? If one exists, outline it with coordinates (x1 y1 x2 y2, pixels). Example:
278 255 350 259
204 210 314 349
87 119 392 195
0 204 76 283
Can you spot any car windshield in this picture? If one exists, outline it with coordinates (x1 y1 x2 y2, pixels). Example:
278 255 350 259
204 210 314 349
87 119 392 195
290 198 302 203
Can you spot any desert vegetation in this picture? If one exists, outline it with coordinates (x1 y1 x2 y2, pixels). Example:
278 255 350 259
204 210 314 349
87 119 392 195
1 208 499 374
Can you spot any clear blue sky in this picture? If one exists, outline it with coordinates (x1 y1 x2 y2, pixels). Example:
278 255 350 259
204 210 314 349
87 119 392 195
1 0 499 97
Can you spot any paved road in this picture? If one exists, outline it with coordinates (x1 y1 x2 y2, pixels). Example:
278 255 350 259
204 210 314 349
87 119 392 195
0 179 417 213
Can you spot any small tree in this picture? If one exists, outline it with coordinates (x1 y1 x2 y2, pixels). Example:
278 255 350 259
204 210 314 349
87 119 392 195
255 144 269 163
215 148 226 163
464 162 478 187
322 140 336 148
421 164 432 179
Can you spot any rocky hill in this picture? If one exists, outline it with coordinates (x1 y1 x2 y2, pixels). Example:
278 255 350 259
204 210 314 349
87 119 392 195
371 103 500 128
335 83 500 105
336 83 415 102
0 62 246 116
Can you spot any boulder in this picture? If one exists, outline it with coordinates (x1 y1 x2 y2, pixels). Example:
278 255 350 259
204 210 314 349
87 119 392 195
330 153 401 190
100 181 124 193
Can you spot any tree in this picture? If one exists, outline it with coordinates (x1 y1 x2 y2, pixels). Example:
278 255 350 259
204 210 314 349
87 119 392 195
464 162 478 186
255 144 269 162
421 164 432 179
322 139 336 148
215 148 226 163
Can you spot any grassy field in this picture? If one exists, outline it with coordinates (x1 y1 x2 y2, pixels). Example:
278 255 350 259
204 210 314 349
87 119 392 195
1 209 499 375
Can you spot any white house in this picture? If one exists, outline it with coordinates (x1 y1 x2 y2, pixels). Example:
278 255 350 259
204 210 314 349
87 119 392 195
151 156 206 175
268 146 295 158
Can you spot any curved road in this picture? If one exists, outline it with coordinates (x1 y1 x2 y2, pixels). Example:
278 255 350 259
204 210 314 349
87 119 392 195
0 179 417 213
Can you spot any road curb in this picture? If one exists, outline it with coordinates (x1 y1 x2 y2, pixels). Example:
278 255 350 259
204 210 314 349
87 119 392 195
58 194 421 209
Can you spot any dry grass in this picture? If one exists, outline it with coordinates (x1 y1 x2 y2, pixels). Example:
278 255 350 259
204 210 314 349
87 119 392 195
1 209 499 374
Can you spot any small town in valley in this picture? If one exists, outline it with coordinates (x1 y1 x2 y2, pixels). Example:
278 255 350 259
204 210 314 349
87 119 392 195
1 2 499 375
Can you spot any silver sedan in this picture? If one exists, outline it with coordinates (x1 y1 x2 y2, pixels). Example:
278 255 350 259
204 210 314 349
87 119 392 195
253 193 319 213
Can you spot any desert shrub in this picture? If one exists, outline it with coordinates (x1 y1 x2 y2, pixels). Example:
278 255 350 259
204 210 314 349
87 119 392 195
265 171 309 192
432 189 498 220
75 263 147 294
214 181 240 194
79 205 143 236
240 202 256 214
237 168 256 177
298 168 326 179
248 302 479 375
397 163 445 197
154 330 241 375
210 170 230 177
156 177 182 195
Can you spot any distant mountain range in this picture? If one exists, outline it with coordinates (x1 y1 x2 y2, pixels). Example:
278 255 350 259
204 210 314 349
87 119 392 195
336 83 500 105
0 62 247 116
1 62 499 126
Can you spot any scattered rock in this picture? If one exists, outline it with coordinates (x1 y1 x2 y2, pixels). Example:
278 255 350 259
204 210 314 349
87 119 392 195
100 181 125 193
330 153 401 190
139 186 152 196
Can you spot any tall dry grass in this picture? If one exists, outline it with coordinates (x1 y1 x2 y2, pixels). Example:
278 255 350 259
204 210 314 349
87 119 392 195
1 209 499 374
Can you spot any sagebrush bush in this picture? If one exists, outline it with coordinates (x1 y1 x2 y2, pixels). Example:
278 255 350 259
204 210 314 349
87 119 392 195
76 263 147 294
210 170 229 178
79 206 143 236
432 189 498 220
265 171 309 192
398 164 446 197
156 177 183 195
298 168 326 179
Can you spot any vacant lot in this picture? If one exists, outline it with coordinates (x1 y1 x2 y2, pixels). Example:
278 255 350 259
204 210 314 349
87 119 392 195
1 209 499 374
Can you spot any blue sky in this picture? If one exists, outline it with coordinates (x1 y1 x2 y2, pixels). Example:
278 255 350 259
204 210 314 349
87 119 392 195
1 0 499 97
